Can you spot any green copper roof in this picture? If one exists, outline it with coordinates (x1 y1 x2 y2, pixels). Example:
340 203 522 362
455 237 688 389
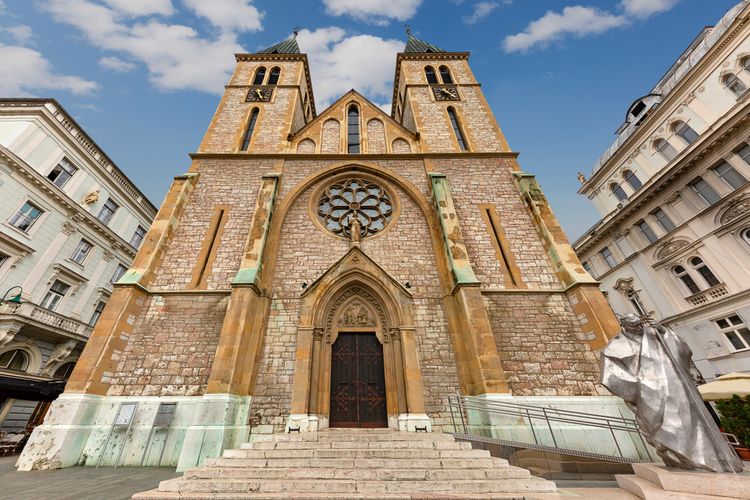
404 35 445 53
258 35 300 54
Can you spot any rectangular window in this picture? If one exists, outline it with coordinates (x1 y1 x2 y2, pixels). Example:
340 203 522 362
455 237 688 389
70 239 93 264
637 220 658 244
600 246 617 269
40 280 70 311
130 225 146 249
111 263 127 284
735 143 750 165
716 314 750 352
651 208 676 232
9 201 44 232
711 161 747 191
689 177 721 205
582 261 594 276
0 252 8 268
96 198 119 225
89 300 107 326
46 158 78 188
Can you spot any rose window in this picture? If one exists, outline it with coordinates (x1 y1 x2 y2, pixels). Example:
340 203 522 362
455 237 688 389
317 178 393 238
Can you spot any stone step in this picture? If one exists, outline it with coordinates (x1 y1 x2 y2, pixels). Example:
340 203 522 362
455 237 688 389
222 447 491 459
133 491 527 499
155 478 555 495
616 475 722 500
241 439 472 450
184 466 531 481
248 431 453 443
203 456 508 469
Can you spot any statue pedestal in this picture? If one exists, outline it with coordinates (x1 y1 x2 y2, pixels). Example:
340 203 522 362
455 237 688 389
616 463 750 499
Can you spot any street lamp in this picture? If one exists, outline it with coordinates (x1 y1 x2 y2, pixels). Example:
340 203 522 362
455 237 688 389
1 286 23 305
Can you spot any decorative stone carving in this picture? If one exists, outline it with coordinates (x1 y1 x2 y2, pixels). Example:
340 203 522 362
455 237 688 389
719 196 750 224
389 328 401 342
326 286 388 341
613 277 635 296
42 340 77 375
102 250 114 262
656 238 691 260
312 328 324 342
338 300 374 327
82 190 100 205
62 222 76 235
317 178 393 239
577 172 587 184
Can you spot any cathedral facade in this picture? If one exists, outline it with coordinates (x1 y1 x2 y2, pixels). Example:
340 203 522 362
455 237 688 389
18 35 620 471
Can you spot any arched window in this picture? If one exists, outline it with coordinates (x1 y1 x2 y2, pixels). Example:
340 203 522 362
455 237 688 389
672 121 699 145
53 361 76 380
742 228 750 246
723 73 747 97
252 66 266 85
439 65 453 84
447 107 467 151
241 108 259 151
690 256 720 287
623 170 642 191
742 57 750 73
347 105 360 154
673 265 701 295
267 67 280 85
654 139 677 161
610 182 628 202
424 66 438 84
0 349 29 372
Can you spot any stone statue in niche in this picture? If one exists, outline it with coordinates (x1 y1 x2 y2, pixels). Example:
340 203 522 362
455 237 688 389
339 301 374 327
601 314 744 473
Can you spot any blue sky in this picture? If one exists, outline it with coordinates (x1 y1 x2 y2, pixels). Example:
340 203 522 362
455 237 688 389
0 0 740 239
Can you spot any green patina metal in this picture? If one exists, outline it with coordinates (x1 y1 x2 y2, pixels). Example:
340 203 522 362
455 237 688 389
232 174 280 288
429 173 480 286
258 35 300 55
404 35 446 54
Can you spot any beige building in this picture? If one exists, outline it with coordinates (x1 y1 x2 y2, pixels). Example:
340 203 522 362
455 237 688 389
0 99 156 441
575 1 750 381
18 34 622 476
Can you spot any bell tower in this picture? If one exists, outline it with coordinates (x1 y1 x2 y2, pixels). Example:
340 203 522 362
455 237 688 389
392 34 510 153
198 34 316 154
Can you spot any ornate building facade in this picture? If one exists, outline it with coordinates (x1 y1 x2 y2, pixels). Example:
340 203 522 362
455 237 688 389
575 1 750 381
0 99 155 441
18 35 619 471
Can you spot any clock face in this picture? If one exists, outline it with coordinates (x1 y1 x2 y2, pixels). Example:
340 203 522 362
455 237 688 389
433 85 459 101
247 86 273 102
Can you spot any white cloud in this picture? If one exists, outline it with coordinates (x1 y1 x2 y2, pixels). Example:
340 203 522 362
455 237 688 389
102 0 174 16
41 0 254 94
323 0 422 25
620 0 679 18
1 25 34 45
98 55 136 72
0 44 99 95
182 0 263 33
463 2 499 25
297 27 402 108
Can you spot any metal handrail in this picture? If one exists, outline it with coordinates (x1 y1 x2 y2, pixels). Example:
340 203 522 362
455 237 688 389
448 394 653 462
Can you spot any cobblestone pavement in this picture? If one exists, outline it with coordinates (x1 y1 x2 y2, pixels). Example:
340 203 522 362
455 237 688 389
0 456 180 500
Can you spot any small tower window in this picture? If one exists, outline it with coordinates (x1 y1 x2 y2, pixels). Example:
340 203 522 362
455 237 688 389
425 66 438 84
267 67 281 85
439 65 453 84
241 108 259 151
723 73 747 97
623 170 642 191
447 107 467 151
347 105 360 154
672 121 699 145
253 67 266 85
610 182 628 202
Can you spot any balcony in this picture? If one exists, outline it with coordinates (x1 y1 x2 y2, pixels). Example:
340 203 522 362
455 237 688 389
0 301 93 339
685 284 729 307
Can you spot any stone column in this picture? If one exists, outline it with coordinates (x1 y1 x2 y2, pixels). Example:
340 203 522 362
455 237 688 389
309 328 324 415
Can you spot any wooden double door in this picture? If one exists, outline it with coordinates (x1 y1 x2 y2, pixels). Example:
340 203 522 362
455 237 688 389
329 332 387 428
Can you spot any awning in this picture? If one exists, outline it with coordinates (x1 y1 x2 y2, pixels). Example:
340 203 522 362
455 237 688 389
0 375 66 401
698 372 750 401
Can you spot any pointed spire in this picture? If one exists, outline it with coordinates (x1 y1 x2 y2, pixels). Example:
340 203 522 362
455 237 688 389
258 33 300 54
403 29 445 53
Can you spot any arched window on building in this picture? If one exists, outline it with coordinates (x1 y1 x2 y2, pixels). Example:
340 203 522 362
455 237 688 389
439 65 453 84
53 361 76 380
267 67 281 85
673 265 701 295
672 121 699 145
241 108 259 151
425 66 438 84
742 228 750 246
0 349 29 372
252 66 266 85
623 170 643 191
723 73 747 97
447 107 467 151
654 138 678 162
690 256 721 287
347 105 360 154
610 182 628 202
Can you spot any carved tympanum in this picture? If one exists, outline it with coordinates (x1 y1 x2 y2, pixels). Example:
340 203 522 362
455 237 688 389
338 300 375 327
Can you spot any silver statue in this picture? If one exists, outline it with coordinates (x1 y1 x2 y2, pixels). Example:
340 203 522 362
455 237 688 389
601 314 744 473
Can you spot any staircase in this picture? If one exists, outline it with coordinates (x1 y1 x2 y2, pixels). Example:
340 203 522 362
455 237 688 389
133 429 556 499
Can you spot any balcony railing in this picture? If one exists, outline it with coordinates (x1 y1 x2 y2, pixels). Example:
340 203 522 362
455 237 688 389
0 301 93 338
686 284 729 306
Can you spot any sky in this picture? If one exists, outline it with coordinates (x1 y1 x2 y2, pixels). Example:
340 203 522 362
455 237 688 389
0 0 742 240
